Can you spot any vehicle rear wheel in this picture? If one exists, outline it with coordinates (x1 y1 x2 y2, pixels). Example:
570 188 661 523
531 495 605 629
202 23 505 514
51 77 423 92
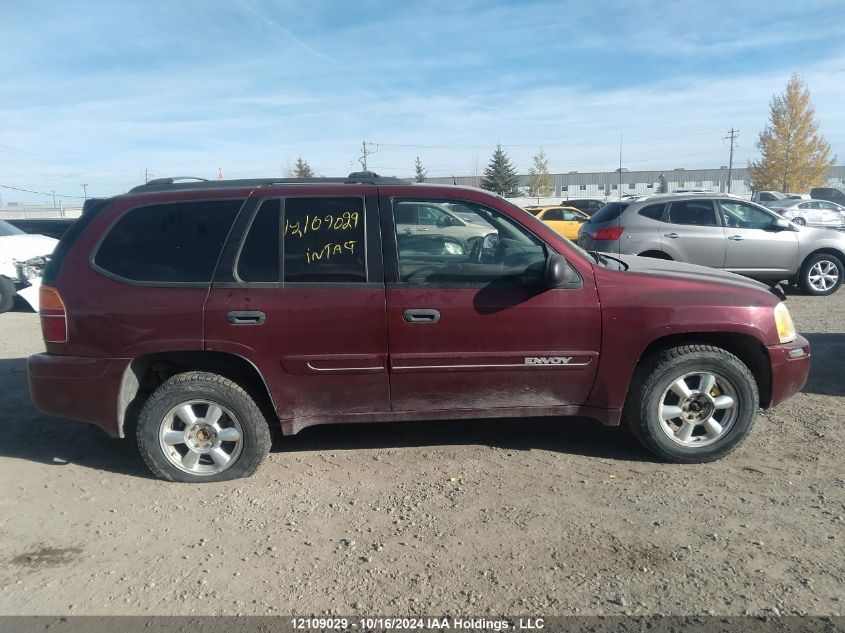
792 217 807 226
799 253 843 296
623 345 758 463
0 277 15 314
136 371 272 482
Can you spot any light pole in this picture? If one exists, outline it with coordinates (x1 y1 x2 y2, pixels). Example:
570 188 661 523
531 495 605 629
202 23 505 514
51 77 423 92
81 184 88 199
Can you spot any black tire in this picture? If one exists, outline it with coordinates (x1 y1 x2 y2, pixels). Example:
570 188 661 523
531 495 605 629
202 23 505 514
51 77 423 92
623 345 758 463
0 277 15 314
136 371 272 482
792 217 807 226
799 253 843 296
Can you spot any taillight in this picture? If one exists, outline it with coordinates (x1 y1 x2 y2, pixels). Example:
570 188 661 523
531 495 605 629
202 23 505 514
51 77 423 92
39 286 68 343
591 226 625 240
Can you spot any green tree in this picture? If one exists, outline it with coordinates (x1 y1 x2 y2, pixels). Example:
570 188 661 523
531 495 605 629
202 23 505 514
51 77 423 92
657 173 669 193
748 74 835 193
527 149 553 197
414 156 427 182
480 144 519 196
292 156 314 178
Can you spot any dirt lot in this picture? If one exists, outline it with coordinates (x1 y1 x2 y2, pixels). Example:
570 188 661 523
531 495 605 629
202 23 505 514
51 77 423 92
0 291 843 617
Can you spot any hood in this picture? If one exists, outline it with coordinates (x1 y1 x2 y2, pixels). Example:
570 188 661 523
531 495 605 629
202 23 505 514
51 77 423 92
0 233 59 262
614 254 779 297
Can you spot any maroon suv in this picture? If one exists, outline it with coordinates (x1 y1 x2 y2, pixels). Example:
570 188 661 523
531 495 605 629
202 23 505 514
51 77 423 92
27 173 811 482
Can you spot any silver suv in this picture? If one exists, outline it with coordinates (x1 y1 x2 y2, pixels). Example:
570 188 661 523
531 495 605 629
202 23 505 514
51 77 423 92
577 194 845 296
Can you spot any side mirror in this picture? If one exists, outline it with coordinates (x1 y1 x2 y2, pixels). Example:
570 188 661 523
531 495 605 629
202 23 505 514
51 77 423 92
544 253 573 288
772 218 792 230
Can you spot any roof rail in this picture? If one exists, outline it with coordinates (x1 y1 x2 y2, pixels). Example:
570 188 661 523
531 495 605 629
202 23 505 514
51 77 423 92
128 171 411 193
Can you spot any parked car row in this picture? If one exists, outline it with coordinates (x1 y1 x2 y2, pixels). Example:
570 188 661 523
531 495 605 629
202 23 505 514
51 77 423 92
576 193 845 296
752 187 845 209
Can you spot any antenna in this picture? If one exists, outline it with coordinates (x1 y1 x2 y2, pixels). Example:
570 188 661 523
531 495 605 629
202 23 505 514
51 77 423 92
618 133 623 202
618 132 623 260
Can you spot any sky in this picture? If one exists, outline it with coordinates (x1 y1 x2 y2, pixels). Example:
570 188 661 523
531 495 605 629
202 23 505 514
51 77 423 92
1 0 844 204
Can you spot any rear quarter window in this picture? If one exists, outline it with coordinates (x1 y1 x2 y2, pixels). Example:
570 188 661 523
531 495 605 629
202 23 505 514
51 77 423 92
94 199 244 283
637 203 666 221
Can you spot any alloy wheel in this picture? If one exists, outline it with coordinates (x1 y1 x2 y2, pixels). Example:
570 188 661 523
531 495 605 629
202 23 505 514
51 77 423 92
808 260 840 292
657 371 738 447
158 399 243 475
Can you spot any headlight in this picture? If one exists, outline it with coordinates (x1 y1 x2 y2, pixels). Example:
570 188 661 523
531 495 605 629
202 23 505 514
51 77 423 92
443 242 464 255
774 302 796 344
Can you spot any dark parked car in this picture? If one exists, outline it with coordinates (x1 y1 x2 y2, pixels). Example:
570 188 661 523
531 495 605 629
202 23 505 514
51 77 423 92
811 186 845 207
28 173 810 482
6 217 76 240
560 198 605 216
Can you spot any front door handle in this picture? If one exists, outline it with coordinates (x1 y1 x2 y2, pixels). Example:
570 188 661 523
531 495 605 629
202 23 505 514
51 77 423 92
227 310 266 325
664 232 681 238
728 235 744 241
403 308 441 323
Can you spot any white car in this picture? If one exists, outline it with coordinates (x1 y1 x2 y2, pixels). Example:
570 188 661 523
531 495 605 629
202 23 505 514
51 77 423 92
768 199 845 227
0 220 59 313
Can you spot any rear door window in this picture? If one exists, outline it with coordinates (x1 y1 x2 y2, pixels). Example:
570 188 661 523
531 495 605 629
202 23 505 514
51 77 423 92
542 209 565 221
666 201 718 226
95 199 244 283
283 197 367 283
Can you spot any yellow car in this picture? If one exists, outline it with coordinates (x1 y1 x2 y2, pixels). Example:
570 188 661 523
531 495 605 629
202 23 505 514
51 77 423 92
524 206 590 240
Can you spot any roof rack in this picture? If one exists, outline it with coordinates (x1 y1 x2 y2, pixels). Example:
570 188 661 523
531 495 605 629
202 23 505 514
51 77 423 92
128 171 411 193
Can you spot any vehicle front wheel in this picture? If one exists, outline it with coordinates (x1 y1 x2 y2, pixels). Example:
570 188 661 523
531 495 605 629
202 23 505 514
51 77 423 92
0 277 15 313
136 371 272 482
623 345 758 463
792 217 807 226
799 253 843 296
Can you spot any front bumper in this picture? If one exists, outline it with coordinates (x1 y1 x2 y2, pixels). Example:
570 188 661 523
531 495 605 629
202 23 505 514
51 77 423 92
766 335 811 408
28 353 131 437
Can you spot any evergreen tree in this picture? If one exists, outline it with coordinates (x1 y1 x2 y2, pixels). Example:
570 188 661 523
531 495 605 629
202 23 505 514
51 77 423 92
748 74 835 193
657 174 669 193
480 144 519 196
527 149 553 197
414 156 428 182
293 156 314 178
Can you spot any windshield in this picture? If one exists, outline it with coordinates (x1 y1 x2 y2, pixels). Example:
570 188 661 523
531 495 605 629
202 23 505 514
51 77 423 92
0 220 25 237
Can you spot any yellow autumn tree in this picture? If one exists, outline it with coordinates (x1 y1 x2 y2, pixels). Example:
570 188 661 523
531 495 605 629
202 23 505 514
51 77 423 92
748 74 835 193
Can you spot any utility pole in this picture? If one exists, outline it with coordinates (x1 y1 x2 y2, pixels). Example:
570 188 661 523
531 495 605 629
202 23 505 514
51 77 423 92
144 168 150 183
724 128 739 193
81 184 88 199
359 141 376 171
52 191 56 208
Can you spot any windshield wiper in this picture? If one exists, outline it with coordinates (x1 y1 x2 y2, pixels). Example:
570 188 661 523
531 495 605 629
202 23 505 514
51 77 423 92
588 250 628 270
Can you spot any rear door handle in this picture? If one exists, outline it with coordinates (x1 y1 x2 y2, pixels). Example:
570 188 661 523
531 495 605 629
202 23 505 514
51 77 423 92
403 308 440 323
663 232 681 238
728 235 744 241
227 310 266 325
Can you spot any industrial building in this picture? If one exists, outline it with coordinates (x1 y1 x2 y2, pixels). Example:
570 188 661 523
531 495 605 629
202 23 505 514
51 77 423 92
427 165 845 199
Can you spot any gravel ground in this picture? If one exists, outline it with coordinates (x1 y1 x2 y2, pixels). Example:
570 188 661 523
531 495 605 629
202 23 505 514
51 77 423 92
0 290 843 617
